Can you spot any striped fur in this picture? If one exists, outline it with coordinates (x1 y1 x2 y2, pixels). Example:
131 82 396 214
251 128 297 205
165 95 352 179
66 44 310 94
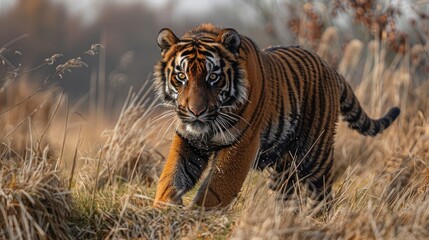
153 24 400 208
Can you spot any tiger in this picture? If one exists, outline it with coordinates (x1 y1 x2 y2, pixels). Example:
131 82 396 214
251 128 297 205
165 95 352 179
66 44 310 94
152 23 400 208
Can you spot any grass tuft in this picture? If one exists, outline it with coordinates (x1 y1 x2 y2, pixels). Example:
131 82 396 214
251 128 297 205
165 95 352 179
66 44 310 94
0 145 72 239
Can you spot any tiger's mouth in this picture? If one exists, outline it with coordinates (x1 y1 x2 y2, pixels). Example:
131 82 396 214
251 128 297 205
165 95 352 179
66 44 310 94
184 120 210 133
177 120 210 138
178 111 217 136
175 107 241 145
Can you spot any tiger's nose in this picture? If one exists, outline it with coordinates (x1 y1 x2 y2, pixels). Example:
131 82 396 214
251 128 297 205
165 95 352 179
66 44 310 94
188 106 207 116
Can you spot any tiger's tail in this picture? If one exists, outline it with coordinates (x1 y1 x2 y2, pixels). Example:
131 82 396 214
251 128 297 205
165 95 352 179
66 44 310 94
338 77 400 136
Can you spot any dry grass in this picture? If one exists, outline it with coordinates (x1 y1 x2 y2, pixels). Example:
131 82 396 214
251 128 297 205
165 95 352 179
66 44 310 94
1 1 429 239
0 143 72 239
77 82 165 192
70 183 234 239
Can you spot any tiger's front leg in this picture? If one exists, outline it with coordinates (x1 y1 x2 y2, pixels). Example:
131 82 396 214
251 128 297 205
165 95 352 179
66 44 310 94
153 134 210 207
192 138 260 208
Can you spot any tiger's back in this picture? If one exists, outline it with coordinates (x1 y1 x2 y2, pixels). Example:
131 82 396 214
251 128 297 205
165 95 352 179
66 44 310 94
153 24 400 208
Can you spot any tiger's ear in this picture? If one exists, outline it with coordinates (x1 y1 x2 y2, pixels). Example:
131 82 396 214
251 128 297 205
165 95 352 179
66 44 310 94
216 28 241 54
157 28 179 52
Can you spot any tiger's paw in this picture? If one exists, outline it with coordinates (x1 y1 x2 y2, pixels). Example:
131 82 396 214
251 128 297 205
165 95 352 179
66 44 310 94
153 189 185 208
152 199 183 209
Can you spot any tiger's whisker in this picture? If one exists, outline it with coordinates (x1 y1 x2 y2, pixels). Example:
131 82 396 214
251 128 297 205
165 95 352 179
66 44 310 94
159 118 178 144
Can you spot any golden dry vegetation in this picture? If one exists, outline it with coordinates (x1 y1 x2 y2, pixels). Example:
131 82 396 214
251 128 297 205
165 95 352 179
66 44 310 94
1 1 429 239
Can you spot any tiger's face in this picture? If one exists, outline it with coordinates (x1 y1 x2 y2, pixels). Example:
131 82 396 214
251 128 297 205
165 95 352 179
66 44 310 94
154 27 248 143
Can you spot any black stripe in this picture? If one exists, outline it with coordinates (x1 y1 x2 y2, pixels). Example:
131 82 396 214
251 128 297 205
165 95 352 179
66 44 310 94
260 120 273 145
270 56 282 115
198 49 215 58
346 104 362 123
326 70 337 119
181 49 196 57
386 107 400 121
178 162 197 189
223 61 243 106
372 121 380 134
175 147 208 190
358 116 371 133
340 96 355 113
340 81 347 102
179 39 193 43
166 68 171 80
380 117 390 128
306 61 331 172
336 76 349 104
306 142 332 181
188 156 205 171
224 68 233 97
311 155 334 190
169 58 176 69
219 58 226 68
204 55 215 66
263 100 286 156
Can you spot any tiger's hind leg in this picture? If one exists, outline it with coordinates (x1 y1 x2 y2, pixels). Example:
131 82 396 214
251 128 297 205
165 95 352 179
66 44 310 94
303 147 335 212
267 154 301 201
267 148 335 212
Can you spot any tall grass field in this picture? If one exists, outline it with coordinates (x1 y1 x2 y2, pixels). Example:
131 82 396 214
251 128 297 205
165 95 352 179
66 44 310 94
1 1 429 239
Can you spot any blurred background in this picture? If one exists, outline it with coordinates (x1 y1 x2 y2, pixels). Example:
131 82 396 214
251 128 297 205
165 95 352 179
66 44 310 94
0 0 428 158
0 0 274 120
0 0 427 121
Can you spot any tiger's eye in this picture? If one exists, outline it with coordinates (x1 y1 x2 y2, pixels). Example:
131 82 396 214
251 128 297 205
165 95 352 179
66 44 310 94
209 73 218 81
177 72 186 81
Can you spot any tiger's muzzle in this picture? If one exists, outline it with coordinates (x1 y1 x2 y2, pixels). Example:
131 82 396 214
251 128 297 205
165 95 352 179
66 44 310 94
177 105 218 133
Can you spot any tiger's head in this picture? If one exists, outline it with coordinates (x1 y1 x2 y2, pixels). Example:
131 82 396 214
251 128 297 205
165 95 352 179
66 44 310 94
153 24 248 143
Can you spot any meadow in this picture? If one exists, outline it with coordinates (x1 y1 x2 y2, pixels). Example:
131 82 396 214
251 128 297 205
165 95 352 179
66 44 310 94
1 1 429 239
